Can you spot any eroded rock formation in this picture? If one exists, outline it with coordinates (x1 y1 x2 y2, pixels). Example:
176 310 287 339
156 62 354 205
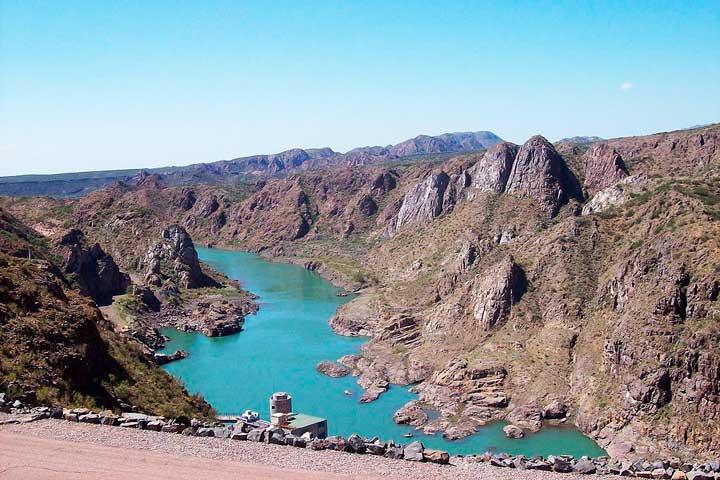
143 225 217 290
59 229 130 305
505 135 582 215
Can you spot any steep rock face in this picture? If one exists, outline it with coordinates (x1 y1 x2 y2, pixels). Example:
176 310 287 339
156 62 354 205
370 171 398 194
471 257 526 331
59 229 130 306
143 225 216 289
469 142 519 194
583 144 629 196
194 194 220 217
671 332 720 425
391 172 450 232
178 189 197 211
505 135 582 215
226 178 314 248
439 172 469 214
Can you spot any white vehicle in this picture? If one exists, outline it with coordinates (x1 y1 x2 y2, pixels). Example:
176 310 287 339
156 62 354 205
241 410 260 422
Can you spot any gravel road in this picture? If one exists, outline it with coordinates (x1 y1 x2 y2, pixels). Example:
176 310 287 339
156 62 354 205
0 418 620 480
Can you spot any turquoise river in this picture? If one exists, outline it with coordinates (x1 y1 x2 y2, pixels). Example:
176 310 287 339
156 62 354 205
160 247 606 458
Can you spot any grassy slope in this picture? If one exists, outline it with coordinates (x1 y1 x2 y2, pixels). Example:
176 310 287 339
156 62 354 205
0 208 215 418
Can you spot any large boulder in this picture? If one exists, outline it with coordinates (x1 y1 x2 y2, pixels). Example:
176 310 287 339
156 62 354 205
543 400 568 419
325 436 347 451
403 441 425 462
574 459 597 474
423 448 450 464
346 434 366 453
384 445 404 459
553 457 575 473
247 428 265 442
503 424 525 439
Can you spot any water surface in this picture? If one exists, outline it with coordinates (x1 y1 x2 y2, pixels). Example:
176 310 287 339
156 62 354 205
160 247 605 457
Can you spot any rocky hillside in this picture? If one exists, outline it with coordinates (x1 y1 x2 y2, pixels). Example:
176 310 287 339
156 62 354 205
0 131 501 198
0 207 214 418
2 123 718 461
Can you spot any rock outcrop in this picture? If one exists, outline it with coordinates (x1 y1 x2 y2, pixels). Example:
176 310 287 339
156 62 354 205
503 424 525 439
154 297 256 337
393 400 429 426
471 257 525 331
58 229 130 306
392 172 450 232
468 142 519 194
505 135 582 215
143 225 217 290
581 175 644 215
582 143 629 196
316 360 351 378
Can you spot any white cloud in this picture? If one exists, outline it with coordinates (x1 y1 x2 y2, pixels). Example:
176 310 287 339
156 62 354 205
620 82 633 91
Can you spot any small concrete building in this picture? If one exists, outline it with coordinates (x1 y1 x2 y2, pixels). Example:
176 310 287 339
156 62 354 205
268 392 327 438
286 413 327 439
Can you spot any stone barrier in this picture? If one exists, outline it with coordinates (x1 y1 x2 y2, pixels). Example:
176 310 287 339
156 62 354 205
2 395 720 477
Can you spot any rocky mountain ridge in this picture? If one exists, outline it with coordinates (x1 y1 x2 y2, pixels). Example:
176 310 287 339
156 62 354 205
2 123 719 461
0 130 501 198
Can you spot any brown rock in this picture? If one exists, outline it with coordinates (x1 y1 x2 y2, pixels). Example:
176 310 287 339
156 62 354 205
469 141 519 194
503 424 525 439
583 143 629 195
316 360 350 378
422 448 450 464
471 257 525 330
542 400 568 419
393 400 428 426
505 135 581 215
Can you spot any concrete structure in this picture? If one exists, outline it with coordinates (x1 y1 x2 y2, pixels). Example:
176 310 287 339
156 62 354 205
269 392 292 415
268 392 327 438
286 413 327 439
270 412 288 427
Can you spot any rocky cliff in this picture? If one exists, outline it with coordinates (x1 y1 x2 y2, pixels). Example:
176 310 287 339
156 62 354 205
142 225 218 290
58 229 130 306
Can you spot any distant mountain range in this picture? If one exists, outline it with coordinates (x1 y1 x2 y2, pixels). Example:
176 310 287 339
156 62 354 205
0 131 502 198
557 135 605 145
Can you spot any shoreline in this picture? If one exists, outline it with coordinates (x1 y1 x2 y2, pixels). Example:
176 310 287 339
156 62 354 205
202 243 361 292
195 243 609 459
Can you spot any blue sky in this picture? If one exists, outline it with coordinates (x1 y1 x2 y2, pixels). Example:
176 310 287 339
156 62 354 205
1 0 718 176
